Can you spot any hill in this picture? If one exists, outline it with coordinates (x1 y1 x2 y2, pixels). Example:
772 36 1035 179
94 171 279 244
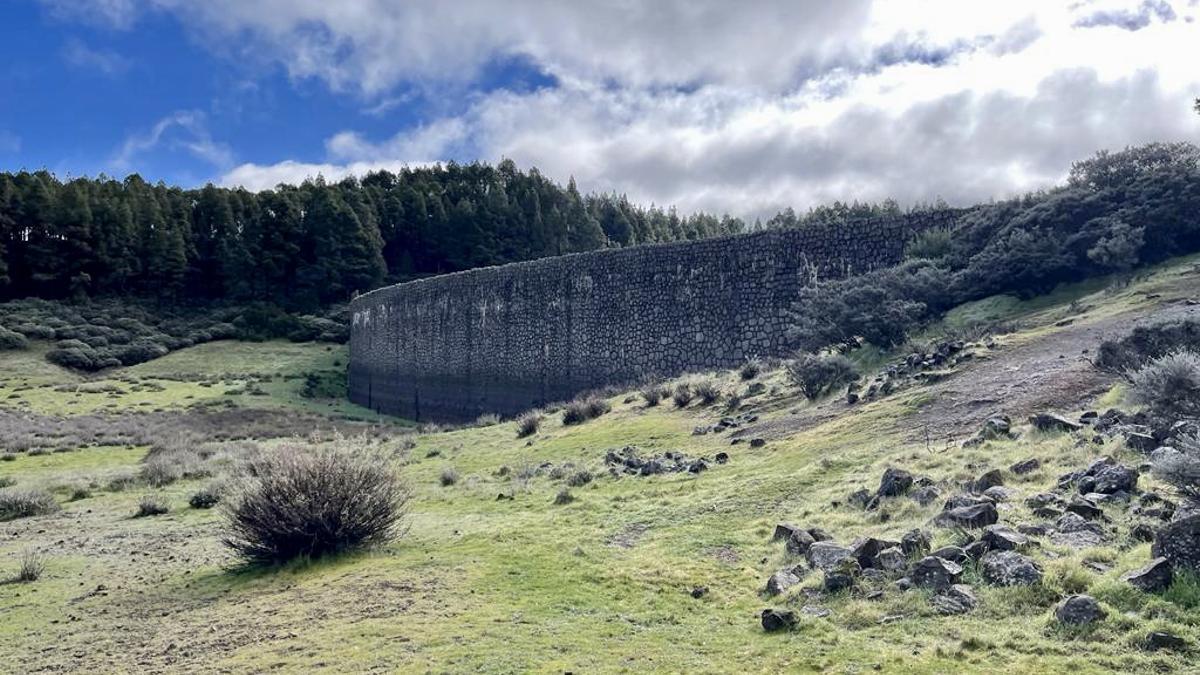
2 253 1198 672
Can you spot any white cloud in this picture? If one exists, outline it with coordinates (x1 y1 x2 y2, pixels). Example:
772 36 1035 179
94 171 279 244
62 38 131 75
72 0 1199 217
112 110 234 173
40 0 140 29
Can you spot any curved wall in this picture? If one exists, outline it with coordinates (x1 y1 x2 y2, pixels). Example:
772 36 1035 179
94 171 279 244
349 211 961 421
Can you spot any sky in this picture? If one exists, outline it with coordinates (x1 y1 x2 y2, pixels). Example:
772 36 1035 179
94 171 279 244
1 1 1198 220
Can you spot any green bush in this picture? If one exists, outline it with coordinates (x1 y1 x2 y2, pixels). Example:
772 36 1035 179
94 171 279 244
1096 318 1200 374
694 378 723 405
905 227 953 260
0 327 29 351
671 383 694 408
515 412 542 438
562 397 610 425
786 352 858 400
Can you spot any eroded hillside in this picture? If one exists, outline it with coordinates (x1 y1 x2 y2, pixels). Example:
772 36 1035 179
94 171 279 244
2 255 1200 673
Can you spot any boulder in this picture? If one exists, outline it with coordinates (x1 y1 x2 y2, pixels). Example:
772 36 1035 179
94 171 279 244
761 608 797 632
823 559 861 592
1121 557 1173 593
982 486 1017 502
910 556 963 591
1130 522 1158 543
806 542 854 572
1052 512 1108 548
764 567 805 596
1010 457 1041 475
1145 631 1188 652
848 489 872 509
981 550 1043 586
1152 515 1200 573
900 529 931 557
807 527 834 542
1025 492 1064 510
1065 495 1105 521
1089 463 1138 495
878 467 914 497
1054 594 1106 625
935 502 999 529
876 547 909 575
973 469 1004 493
963 540 990 560
786 529 817 556
981 525 1029 552
772 523 803 542
930 546 969 564
981 416 1013 439
1030 412 1083 433
910 486 941 506
931 584 978 615
1125 432 1159 453
850 537 899 569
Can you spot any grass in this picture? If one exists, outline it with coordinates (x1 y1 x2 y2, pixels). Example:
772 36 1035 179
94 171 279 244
1 255 1200 672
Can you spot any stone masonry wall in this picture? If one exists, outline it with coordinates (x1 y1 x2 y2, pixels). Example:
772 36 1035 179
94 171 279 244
349 211 961 422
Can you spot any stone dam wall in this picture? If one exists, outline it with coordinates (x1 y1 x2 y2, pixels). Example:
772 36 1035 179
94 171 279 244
349 211 962 422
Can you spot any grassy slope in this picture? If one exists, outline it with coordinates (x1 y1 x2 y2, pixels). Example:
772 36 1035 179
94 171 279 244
1 258 1199 673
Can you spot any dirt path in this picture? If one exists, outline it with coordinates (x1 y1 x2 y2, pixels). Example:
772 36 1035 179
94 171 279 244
733 297 1200 446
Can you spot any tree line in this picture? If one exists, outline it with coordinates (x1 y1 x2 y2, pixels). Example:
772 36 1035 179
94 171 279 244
0 160 743 309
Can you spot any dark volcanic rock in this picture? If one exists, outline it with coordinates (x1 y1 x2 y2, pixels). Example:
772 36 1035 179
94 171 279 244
935 502 999 529
930 546 969 564
900 529 931 557
1089 463 1138 495
931 584 978 615
910 485 941 506
910 556 963 591
1055 594 1106 625
981 525 1029 552
1030 412 1083 433
972 469 1004 493
823 559 861 592
875 547 908 575
1052 512 1107 548
764 567 806 596
1065 495 1105 521
1152 515 1200 572
772 523 802 542
761 608 797 632
850 537 899 569
981 550 1043 586
1121 557 1173 593
786 529 817 556
806 542 854 572
1010 457 1041 475
878 467 914 497
1125 432 1159 453
1145 631 1188 652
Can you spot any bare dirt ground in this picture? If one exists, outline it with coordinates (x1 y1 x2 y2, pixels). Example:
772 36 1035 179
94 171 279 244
734 293 1200 447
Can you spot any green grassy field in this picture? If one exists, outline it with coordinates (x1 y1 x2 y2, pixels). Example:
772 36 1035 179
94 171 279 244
1 258 1199 673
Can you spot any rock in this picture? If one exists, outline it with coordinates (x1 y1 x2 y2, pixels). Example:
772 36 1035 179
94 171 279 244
823 559 861 592
981 525 1029 551
806 542 854 572
749 438 766 448
1121 557 1173 593
963 540 990 560
981 550 1043 586
1018 524 1049 537
1010 457 1041 475
850 537 898 569
761 608 797 632
931 584 978 615
1030 412 1083 433
895 576 914 591
1152 515 1200 572
910 486 941 506
973 469 1004 493
876 547 908 575
714 452 729 464
765 567 805 596
1130 522 1158 543
848 488 872 509
772 523 802 542
934 502 999 529
930 546 969 564
945 493 994 509
690 586 707 599
900 529 931 557
910 556 963 591
786 529 817 556
1066 495 1105 521
1125 432 1159 453
878 467 914 497
1144 631 1188 652
800 605 830 618
982 486 1017 502
807 527 834 542
1052 512 1108 548
981 416 1013 439
1054 594 1106 625
1089 463 1138 495
1026 492 1064 510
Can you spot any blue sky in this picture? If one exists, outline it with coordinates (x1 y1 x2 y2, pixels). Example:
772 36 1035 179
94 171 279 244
1 1 1197 219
